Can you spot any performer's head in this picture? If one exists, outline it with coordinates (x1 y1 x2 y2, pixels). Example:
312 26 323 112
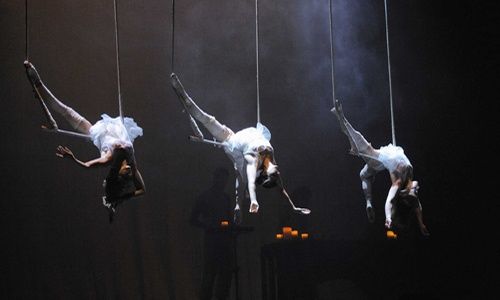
257 148 279 188
390 192 420 231
104 146 138 201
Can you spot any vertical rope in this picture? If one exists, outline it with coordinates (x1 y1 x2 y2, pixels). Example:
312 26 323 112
255 0 260 124
171 0 176 72
113 0 124 120
384 0 396 146
25 0 29 60
328 0 336 105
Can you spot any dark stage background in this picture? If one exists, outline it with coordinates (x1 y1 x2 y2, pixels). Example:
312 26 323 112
0 0 494 299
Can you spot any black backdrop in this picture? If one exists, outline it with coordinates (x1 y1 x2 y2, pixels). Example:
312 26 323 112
0 0 494 299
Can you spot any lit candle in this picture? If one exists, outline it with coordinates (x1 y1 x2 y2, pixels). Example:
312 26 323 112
276 233 283 240
291 230 299 238
282 227 292 239
220 220 229 227
300 233 309 239
386 230 397 239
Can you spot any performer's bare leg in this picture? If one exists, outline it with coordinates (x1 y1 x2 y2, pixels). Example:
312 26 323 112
171 73 234 141
360 164 378 223
233 165 243 224
331 99 380 159
24 61 92 134
171 73 244 221
332 99 387 222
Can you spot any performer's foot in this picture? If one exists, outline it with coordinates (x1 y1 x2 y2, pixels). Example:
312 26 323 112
330 98 343 116
24 60 43 88
233 206 242 225
170 73 193 110
24 61 59 130
331 99 358 155
366 204 375 223
102 196 116 223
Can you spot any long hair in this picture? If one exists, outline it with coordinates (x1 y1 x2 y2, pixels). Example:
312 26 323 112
256 150 279 188
391 192 420 233
396 165 413 192
104 146 137 203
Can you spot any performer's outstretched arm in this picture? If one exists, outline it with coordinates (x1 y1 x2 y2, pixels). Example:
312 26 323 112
56 145 111 168
384 183 399 229
244 154 259 213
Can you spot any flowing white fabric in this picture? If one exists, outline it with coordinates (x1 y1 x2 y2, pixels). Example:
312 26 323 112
223 122 273 181
377 143 411 173
89 114 143 153
224 122 272 155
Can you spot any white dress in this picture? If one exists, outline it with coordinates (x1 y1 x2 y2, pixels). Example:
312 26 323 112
89 114 143 154
377 143 412 173
223 122 273 180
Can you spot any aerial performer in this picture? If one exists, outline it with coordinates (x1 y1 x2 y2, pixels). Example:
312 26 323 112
170 73 310 224
24 61 146 222
331 99 429 236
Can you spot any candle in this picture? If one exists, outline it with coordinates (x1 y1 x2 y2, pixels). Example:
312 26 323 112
276 233 283 240
220 220 229 227
282 227 292 238
300 233 309 239
291 230 299 238
386 230 397 239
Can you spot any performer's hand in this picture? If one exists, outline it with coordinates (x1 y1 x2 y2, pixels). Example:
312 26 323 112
384 218 392 229
233 205 242 225
249 201 259 213
420 224 430 236
56 145 74 159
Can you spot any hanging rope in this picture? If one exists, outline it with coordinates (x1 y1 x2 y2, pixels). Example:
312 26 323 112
255 0 261 124
113 0 124 121
25 0 29 60
171 0 176 72
328 0 336 106
383 0 396 146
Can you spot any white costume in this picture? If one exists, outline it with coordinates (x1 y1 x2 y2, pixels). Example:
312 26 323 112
89 114 143 155
331 99 416 225
223 123 272 181
378 143 412 173
170 73 311 220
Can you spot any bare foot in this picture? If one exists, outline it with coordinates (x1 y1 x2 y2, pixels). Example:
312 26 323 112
366 205 375 223
24 60 43 87
332 99 344 116
233 206 242 224
170 73 192 109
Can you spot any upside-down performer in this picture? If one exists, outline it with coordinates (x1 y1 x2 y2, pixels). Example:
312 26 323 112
170 73 310 224
331 99 429 236
24 61 145 222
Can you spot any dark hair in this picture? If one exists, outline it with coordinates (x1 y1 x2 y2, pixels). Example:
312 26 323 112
104 146 137 203
396 165 413 192
256 148 279 188
256 172 279 188
390 193 420 233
